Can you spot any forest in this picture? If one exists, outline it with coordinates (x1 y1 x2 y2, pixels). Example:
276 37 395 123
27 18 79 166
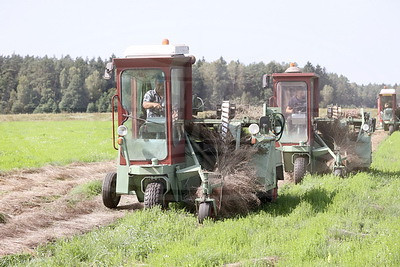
0 54 397 114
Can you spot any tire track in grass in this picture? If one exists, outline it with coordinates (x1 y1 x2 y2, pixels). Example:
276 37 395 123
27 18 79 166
0 161 141 256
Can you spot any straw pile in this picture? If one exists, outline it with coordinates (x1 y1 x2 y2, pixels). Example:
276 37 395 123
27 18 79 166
317 120 362 172
185 122 266 218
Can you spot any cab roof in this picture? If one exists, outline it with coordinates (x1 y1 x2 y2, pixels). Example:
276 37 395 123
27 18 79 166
271 72 319 79
379 88 396 95
124 44 189 58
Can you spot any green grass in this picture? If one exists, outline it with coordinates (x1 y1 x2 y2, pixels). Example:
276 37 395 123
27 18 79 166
70 180 102 199
2 132 400 266
370 131 400 173
0 113 115 171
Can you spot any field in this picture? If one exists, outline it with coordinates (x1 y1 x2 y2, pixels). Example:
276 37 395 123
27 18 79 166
1 113 400 266
0 113 115 171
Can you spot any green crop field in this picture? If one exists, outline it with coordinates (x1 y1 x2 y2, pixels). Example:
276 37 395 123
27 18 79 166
1 127 400 266
0 113 116 171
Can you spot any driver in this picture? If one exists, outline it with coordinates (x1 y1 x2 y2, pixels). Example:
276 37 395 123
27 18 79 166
286 89 306 114
142 77 165 118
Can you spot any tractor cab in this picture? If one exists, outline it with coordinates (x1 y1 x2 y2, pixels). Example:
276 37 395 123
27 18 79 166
264 63 319 145
105 40 195 166
377 88 398 133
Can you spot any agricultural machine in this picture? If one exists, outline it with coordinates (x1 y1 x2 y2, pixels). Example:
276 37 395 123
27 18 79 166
263 64 375 183
101 40 285 222
377 87 399 135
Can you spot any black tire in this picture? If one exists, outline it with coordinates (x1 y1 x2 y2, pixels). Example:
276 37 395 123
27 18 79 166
389 125 394 135
294 156 307 184
333 168 344 177
102 172 121 209
198 202 212 223
144 181 164 208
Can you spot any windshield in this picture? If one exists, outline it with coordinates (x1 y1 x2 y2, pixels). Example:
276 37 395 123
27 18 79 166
380 95 394 121
120 69 167 160
277 81 308 143
380 95 393 111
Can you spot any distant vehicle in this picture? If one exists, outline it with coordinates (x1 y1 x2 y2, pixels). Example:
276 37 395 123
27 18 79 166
377 88 399 135
263 63 375 182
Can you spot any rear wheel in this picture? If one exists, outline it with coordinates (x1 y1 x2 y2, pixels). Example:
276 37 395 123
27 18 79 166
102 172 121 209
198 202 212 223
144 181 164 208
294 156 307 184
389 125 394 135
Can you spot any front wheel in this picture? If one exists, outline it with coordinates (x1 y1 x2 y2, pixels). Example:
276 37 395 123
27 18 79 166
384 124 389 131
333 168 344 177
144 181 165 208
198 202 212 223
294 156 307 184
102 172 121 209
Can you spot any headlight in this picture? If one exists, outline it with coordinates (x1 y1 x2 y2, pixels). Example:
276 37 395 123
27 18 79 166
362 124 370 132
249 124 260 135
117 125 128 136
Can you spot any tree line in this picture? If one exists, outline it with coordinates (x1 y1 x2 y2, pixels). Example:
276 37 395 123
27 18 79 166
0 54 397 114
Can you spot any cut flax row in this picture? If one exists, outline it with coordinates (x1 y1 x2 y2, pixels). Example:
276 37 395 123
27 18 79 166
186 122 266 218
317 119 363 172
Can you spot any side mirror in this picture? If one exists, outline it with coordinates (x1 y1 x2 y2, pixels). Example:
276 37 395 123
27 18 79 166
259 116 270 134
103 62 114 80
262 74 270 88
192 95 204 115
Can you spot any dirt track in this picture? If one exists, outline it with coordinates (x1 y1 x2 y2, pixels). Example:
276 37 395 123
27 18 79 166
0 130 388 256
371 129 387 152
0 161 141 256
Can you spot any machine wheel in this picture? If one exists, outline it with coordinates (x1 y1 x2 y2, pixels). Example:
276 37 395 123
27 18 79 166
389 125 394 135
294 156 307 184
333 168 344 177
384 124 389 131
102 172 121 209
144 181 165 208
257 186 278 203
198 202 212 223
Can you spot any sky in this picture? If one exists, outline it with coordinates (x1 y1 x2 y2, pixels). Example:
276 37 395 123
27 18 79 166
1 0 399 85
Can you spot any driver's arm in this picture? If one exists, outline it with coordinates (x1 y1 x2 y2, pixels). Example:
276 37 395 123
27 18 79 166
142 91 162 110
143 101 162 109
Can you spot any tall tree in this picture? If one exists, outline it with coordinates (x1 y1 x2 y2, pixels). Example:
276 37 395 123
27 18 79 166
227 60 245 99
0 55 23 113
12 75 39 113
320 85 334 107
192 58 206 99
85 70 105 103
59 70 88 112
